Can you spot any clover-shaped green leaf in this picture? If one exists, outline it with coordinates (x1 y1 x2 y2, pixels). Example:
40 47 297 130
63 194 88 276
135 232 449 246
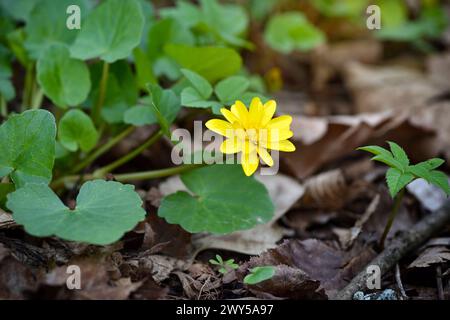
7 180 146 245
158 164 274 234
70 0 144 63
58 109 99 152
264 12 325 53
0 110 56 187
37 44 91 108
243 266 275 285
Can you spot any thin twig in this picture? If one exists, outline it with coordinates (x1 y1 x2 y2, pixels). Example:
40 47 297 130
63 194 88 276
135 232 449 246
334 200 450 300
436 265 444 300
395 263 408 300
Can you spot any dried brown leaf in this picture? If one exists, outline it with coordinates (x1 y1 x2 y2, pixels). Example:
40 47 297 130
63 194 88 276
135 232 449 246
238 239 375 299
409 246 450 269
333 194 380 249
0 244 40 299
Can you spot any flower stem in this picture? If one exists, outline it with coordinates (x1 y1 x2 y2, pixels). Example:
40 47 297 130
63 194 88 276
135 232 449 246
31 87 44 109
72 126 136 173
93 129 163 178
51 163 204 189
113 164 203 182
21 63 34 111
92 61 109 124
0 96 7 118
379 189 405 249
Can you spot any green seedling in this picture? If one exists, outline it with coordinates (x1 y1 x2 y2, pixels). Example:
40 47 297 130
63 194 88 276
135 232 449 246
209 255 239 275
243 266 276 285
358 141 450 248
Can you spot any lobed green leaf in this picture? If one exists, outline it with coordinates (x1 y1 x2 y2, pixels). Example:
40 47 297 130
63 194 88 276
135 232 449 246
0 110 56 187
7 180 146 245
158 164 274 234
244 266 276 285
58 109 99 152
70 0 144 63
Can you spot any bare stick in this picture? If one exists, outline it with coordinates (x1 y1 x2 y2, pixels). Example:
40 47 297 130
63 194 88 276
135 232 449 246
436 266 444 300
395 264 408 300
334 200 450 300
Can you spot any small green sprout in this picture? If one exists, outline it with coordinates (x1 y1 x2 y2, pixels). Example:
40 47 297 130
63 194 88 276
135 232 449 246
243 266 276 285
358 141 450 248
209 255 239 274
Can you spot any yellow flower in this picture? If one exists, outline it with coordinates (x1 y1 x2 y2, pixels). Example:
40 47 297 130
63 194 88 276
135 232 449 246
205 97 296 176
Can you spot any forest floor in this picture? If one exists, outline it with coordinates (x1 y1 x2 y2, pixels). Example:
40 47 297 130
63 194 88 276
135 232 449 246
2 5 450 301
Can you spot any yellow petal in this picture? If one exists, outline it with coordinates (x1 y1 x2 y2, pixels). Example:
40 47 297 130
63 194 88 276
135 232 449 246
205 119 234 138
220 108 239 124
262 139 296 152
265 115 292 130
242 139 256 154
241 144 259 176
260 100 276 127
249 97 264 127
257 146 274 167
220 137 242 154
231 101 249 128
258 128 293 142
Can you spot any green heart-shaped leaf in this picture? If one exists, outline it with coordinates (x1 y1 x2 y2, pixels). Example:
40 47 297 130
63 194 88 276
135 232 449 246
198 0 250 48
0 110 56 187
133 47 156 89
147 18 195 62
158 164 274 234
37 44 91 108
180 69 212 99
124 85 180 132
7 180 146 245
244 266 275 285
181 87 216 109
215 76 250 103
24 0 89 59
165 44 242 83
311 0 368 18
264 12 325 53
0 0 40 22
70 0 144 63
58 109 99 152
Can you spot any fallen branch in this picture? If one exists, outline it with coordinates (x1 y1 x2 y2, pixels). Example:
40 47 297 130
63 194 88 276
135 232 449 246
335 200 450 300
